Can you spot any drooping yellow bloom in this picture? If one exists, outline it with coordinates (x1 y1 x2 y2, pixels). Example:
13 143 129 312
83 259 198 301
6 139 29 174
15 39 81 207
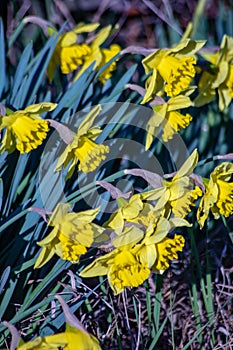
134 215 188 273
81 214 190 293
48 23 121 84
152 234 185 272
141 149 202 218
34 203 104 268
108 249 151 293
0 102 57 154
54 105 109 178
197 162 233 228
145 95 193 148
47 23 99 81
80 225 149 295
74 26 121 83
141 39 205 103
195 35 233 110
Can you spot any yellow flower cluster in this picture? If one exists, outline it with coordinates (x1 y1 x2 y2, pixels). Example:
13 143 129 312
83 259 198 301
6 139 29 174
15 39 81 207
33 145 233 295
80 150 201 294
0 104 109 177
140 34 233 148
47 23 121 84
139 39 205 147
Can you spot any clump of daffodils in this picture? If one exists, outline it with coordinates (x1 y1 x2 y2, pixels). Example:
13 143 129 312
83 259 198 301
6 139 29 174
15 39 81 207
48 23 121 84
79 150 204 294
80 210 188 294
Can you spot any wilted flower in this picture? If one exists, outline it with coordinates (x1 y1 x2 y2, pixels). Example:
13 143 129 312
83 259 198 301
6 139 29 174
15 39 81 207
197 162 233 228
145 95 193 147
141 39 205 103
195 35 233 110
34 203 104 268
0 102 57 154
54 105 109 178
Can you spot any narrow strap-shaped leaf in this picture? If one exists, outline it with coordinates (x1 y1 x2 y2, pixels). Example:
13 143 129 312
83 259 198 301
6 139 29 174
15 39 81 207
52 63 96 119
3 154 29 216
10 42 33 107
0 266 11 294
100 64 137 103
20 34 58 106
0 19 6 98
0 178 3 211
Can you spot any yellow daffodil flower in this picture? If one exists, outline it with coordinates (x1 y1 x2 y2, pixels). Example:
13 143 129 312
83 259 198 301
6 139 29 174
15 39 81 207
54 105 109 178
141 149 202 218
74 25 121 83
152 234 185 272
146 95 193 147
48 23 121 84
80 225 149 295
195 35 233 110
197 162 233 228
141 39 205 103
47 23 99 81
34 203 104 268
135 216 187 273
0 102 57 154
81 215 189 293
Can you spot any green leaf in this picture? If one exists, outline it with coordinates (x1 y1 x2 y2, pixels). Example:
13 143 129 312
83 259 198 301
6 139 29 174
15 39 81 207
0 19 6 98
100 64 137 103
10 43 33 107
20 33 59 107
